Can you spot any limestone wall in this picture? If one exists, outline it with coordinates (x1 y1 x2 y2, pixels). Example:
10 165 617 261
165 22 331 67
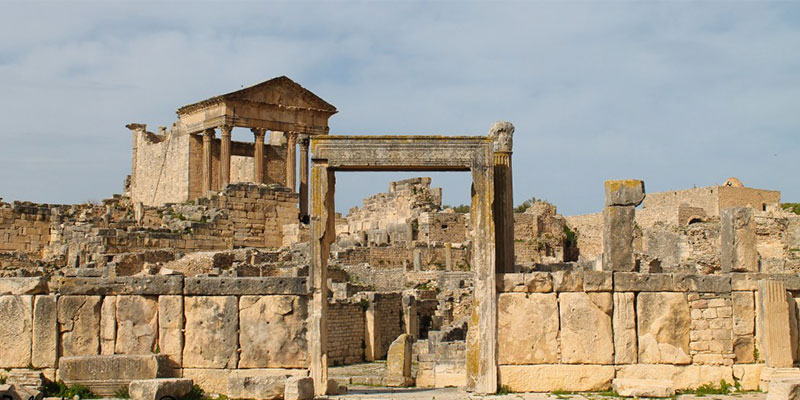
565 213 603 266
332 246 469 271
327 300 366 366
514 202 568 264
494 270 800 392
132 130 191 206
0 276 309 394
417 212 467 244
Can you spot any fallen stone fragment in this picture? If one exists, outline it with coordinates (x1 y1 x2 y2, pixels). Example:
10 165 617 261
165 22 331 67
128 379 193 400
612 378 675 398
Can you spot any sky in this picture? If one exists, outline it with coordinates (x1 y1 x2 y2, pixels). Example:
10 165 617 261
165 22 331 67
0 1 798 216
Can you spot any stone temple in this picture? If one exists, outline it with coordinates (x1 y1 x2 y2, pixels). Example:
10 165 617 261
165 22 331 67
1 76 800 400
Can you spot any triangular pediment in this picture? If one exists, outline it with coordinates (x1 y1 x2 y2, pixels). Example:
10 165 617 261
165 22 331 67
178 76 337 115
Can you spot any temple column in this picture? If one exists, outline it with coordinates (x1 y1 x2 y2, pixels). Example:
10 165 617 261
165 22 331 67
219 125 232 189
252 128 266 184
490 121 515 273
202 128 215 195
299 134 310 222
286 132 297 190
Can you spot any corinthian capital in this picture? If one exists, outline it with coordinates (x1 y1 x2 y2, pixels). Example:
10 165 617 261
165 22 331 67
489 121 514 153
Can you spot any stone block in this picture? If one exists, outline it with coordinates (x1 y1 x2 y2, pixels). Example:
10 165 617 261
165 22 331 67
183 296 238 368
583 271 613 291
613 292 637 364
0 384 42 400
498 293 558 364
721 207 758 273
612 378 675 397
32 295 57 368
552 270 583 292
768 378 800 400
758 280 794 368
559 292 613 364
603 206 635 272
238 295 308 368
0 277 47 295
57 276 183 295
673 274 731 293
0 295 32 368
385 334 413 386
605 179 645 207
183 277 307 295
616 364 733 390
284 376 313 400
158 295 184 368
761 368 800 392
733 364 764 391
57 295 102 356
733 291 756 336
734 336 756 364
115 296 158 354
525 272 553 292
498 365 615 392
637 292 691 364
227 375 285 399
614 273 673 292
100 296 116 355
58 355 174 397
129 379 193 400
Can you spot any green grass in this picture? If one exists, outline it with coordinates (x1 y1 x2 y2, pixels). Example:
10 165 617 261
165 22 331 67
113 386 130 399
678 380 734 397
43 381 97 399
178 385 205 400
782 203 800 215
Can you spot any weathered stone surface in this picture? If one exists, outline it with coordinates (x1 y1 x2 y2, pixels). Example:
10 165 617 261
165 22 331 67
115 296 158 354
0 295 32 368
559 292 613 364
583 271 613 292
129 379 193 400
605 180 645 207
767 378 800 400
614 292 637 364
758 280 794 368
57 276 183 295
32 295 57 368
100 296 116 355
637 292 691 364
239 295 308 368
616 364 733 390
552 270 583 292
734 336 756 364
612 378 675 397
603 205 636 272
386 334 413 386
0 277 47 295
59 355 174 396
284 376 314 400
183 296 238 368
498 365 615 392
673 274 731 293
721 207 758 273
498 293 558 364
733 291 756 336
227 376 285 399
58 295 102 356
184 277 308 295
0 384 42 400
732 273 800 291
733 364 765 391
614 273 673 292
158 295 184 368
760 368 800 392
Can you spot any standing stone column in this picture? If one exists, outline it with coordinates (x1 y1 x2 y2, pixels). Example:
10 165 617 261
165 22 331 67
299 134 310 222
602 180 645 271
364 293 382 361
252 128 266 184
125 123 145 200
402 294 419 339
490 121 515 273
219 125 233 189
202 128 215 195
721 207 758 272
286 132 297 190
757 280 794 367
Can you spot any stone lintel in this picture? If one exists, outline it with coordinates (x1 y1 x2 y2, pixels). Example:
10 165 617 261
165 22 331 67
672 274 731 293
183 277 308 296
0 277 48 295
57 276 183 296
732 273 800 291
613 273 673 292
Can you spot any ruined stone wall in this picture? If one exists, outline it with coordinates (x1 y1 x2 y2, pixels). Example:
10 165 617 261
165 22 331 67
332 246 469 271
0 203 56 257
417 212 467 244
718 186 781 212
494 270 800 392
0 276 309 394
514 202 568 265
642 187 721 216
565 213 603 266
327 299 366 366
132 130 191 206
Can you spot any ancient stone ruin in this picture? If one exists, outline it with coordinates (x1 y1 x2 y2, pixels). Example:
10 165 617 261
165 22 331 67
2 76 800 399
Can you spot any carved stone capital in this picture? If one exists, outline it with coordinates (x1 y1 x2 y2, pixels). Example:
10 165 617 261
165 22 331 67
251 128 267 140
298 134 310 149
125 123 146 133
202 128 216 139
489 121 514 153
219 125 233 137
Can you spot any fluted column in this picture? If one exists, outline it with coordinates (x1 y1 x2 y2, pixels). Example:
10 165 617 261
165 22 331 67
286 132 297 190
202 128 215 195
252 128 266 184
299 134 310 222
219 125 232 189
490 121 515 273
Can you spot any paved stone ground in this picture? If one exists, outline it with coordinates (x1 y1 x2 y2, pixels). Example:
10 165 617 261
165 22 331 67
327 388 767 400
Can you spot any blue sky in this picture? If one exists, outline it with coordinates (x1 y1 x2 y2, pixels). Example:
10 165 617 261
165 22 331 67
0 2 798 215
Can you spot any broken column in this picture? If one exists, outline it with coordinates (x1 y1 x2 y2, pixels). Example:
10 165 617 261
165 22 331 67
602 179 645 271
758 280 794 368
364 293 382 361
385 334 414 387
490 121 515 273
721 207 758 273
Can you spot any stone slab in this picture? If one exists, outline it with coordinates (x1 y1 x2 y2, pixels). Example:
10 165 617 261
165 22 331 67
115 296 158 354
129 378 193 400
238 295 308 368
183 296 238 368
57 276 183 295
58 355 175 396
32 295 57 368
58 295 102 357
158 295 184 368
613 292 637 364
616 364 733 390
228 376 285 400
612 378 675 397
583 271 613 292
732 273 800 291
284 376 313 400
183 277 308 295
498 365 615 392
733 364 765 391
673 274 731 293
559 292 613 364
0 277 47 295
767 378 800 400
603 206 636 272
605 179 646 207
552 270 584 292
614 273 673 292
0 295 32 368
637 292 691 364
497 293 558 364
